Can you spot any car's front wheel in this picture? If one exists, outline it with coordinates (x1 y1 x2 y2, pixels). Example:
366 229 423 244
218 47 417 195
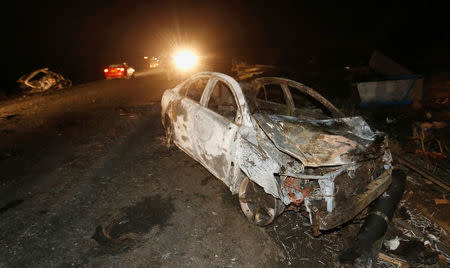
164 115 173 148
239 177 284 226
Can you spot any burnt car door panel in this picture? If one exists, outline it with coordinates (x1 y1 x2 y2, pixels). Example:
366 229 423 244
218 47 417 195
193 79 241 185
170 77 209 156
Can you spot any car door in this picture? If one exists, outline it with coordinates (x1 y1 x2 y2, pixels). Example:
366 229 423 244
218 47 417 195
170 76 211 157
192 77 241 186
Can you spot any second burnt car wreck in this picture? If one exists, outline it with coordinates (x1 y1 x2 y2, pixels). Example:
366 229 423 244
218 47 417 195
161 72 393 234
17 68 72 93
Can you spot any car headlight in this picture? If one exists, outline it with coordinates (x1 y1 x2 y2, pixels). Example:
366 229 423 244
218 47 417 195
173 50 198 70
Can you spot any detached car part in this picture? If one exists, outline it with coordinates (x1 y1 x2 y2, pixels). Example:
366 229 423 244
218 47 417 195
17 68 72 93
340 169 406 265
161 72 393 233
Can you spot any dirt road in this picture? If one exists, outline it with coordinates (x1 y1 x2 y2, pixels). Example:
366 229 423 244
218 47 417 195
0 73 447 267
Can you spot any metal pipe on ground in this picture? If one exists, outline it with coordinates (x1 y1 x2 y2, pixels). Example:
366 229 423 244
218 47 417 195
339 169 406 266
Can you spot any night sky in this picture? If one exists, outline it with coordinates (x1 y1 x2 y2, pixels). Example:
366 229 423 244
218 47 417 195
5 0 450 92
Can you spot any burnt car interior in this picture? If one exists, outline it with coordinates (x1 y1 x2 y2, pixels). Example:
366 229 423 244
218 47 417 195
288 86 333 119
255 84 290 115
195 78 334 123
251 82 333 120
179 77 208 102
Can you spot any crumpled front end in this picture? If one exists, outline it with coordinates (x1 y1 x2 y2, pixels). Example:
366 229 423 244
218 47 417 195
279 147 393 232
252 113 393 231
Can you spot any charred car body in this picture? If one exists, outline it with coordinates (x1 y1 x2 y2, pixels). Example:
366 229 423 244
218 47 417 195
17 68 72 93
161 72 392 234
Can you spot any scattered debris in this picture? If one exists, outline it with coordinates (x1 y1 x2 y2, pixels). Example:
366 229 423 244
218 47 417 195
389 240 439 265
17 68 72 93
377 252 409 268
231 58 275 80
384 236 401 251
394 152 450 192
392 216 450 263
434 198 448 205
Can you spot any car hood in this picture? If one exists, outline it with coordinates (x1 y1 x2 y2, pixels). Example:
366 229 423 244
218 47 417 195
253 113 384 167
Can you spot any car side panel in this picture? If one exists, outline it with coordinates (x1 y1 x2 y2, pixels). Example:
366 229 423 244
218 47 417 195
170 97 202 157
192 108 239 186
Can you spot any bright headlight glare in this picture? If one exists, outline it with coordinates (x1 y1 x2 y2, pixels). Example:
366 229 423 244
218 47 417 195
173 50 198 70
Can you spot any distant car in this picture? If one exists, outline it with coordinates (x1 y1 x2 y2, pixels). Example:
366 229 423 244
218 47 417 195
104 63 135 79
149 57 160 68
161 72 393 232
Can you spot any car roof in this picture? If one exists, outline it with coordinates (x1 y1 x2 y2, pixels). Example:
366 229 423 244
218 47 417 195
108 64 123 67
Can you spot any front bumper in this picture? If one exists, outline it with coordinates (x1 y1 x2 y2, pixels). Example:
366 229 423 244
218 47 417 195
105 73 125 79
311 169 392 231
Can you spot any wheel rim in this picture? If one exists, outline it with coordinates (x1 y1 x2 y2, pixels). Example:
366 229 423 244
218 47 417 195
239 178 283 226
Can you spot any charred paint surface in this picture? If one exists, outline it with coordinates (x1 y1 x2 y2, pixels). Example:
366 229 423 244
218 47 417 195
254 113 379 167
171 99 188 122
161 72 393 231
318 170 392 230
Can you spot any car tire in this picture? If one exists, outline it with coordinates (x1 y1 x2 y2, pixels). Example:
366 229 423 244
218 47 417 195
238 177 285 226
63 79 72 89
164 115 173 148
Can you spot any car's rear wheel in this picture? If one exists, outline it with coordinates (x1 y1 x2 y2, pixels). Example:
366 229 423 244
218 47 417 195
239 177 284 226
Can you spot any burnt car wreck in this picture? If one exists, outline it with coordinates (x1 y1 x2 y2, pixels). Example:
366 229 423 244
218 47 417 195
17 68 72 93
161 72 393 234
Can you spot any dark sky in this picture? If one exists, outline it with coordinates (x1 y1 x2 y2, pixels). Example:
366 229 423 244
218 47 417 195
4 0 450 91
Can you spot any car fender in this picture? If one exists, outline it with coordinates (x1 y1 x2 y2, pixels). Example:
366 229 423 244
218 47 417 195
236 136 284 201
161 89 177 125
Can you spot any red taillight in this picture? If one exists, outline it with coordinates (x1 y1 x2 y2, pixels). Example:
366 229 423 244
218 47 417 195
120 68 125 71
104 68 109 73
